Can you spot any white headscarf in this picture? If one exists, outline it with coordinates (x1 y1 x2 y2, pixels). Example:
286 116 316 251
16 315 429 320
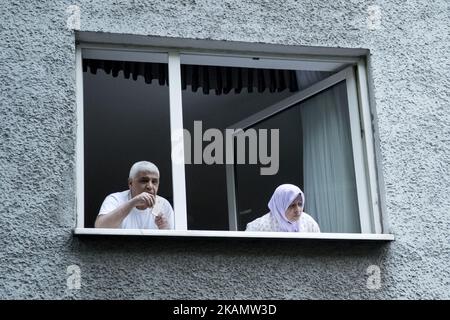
268 184 305 232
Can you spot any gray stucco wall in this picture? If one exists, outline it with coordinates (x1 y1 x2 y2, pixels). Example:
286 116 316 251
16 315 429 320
0 0 448 299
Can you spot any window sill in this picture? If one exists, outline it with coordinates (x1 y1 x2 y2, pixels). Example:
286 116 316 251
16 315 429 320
73 228 394 241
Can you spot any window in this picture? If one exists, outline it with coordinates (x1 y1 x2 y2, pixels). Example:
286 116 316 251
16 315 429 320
75 35 392 240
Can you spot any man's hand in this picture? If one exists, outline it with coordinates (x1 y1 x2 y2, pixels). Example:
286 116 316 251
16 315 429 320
155 214 169 229
132 192 155 210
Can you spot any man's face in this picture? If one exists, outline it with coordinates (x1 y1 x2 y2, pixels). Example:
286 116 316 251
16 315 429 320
285 195 303 222
129 170 160 197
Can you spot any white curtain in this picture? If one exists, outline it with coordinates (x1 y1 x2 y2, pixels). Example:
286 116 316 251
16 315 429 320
300 81 361 233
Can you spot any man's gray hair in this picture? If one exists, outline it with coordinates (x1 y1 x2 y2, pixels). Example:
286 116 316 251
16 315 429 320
129 161 160 179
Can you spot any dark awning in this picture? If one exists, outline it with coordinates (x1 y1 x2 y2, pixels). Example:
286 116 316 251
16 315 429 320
83 59 299 95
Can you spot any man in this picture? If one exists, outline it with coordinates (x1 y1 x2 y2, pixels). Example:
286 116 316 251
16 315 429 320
95 161 174 229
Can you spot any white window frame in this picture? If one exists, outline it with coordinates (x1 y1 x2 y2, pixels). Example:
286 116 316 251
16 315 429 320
74 38 393 241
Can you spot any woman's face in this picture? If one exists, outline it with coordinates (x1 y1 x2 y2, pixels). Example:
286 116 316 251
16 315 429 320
285 195 303 222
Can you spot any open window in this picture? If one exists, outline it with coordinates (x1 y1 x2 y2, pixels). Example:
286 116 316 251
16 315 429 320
75 37 392 240
80 50 174 228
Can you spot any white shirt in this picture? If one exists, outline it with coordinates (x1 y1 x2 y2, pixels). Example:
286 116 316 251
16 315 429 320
98 190 175 229
246 212 320 232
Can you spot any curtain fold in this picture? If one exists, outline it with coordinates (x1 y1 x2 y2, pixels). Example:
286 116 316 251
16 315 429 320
300 81 361 233
83 59 299 95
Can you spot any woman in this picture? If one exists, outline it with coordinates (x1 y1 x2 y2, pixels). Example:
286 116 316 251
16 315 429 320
245 184 320 232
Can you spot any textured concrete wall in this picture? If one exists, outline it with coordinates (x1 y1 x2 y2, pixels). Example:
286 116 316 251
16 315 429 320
0 0 449 299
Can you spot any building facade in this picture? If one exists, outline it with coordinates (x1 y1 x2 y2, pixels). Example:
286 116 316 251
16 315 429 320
0 0 449 299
